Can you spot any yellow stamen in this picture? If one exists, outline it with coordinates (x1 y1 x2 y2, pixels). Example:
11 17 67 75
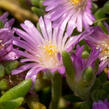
37 42 59 68
43 43 57 56
71 0 82 5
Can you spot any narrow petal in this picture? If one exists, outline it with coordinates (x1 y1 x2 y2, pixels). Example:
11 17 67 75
12 63 37 75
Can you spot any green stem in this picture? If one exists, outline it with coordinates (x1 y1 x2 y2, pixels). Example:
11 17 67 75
94 17 109 24
49 72 62 109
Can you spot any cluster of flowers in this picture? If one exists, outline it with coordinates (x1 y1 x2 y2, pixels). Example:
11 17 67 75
0 0 109 108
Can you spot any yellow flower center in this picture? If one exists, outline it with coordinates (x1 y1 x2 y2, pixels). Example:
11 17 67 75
37 42 60 68
43 43 57 56
71 0 82 5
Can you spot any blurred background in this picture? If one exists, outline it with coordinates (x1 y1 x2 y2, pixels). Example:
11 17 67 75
0 0 39 23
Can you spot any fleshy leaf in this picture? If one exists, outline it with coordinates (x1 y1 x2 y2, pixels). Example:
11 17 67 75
0 97 24 109
0 79 32 103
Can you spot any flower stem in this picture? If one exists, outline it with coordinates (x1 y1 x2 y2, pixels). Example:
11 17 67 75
49 72 62 109
94 17 109 24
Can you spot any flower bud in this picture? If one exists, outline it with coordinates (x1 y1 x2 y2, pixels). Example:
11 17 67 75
62 49 97 99
83 67 93 81
82 51 89 59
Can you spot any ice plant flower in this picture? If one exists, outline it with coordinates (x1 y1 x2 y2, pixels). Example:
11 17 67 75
0 12 18 61
84 26 109 77
12 17 82 82
92 99 109 109
43 0 95 35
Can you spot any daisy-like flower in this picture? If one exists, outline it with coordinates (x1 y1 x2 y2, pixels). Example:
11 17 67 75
84 25 109 77
92 99 109 109
43 0 95 35
0 12 18 61
12 17 82 82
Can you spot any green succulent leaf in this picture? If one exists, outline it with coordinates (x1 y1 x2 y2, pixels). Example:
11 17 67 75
103 1 109 14
31 0 45 9
94 8 105 19
4 61 19 74
32 7 45 17
62 51 75 80
0 97 24 109
31 0 39 7
0 79 32 103
97 21 108 34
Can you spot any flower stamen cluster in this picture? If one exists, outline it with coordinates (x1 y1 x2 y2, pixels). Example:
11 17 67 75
70 0 82 6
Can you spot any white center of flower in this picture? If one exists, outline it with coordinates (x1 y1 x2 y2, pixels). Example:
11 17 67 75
97 39 109 61
37 42 60 69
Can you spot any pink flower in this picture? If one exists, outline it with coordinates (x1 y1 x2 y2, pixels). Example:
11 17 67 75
12 17 82 82
84 25 109 78
0 12 18 61
43 0 95 35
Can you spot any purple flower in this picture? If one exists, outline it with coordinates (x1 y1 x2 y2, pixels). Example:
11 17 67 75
0 12 18 61
43 0 95 35
0 12 14 28
63 45 99 98
84 26 109 77
71 45 99 81
12 17 82 82
92 99 109 109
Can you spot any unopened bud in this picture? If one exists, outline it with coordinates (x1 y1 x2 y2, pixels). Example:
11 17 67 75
83 67 93 81
82 51 89 59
